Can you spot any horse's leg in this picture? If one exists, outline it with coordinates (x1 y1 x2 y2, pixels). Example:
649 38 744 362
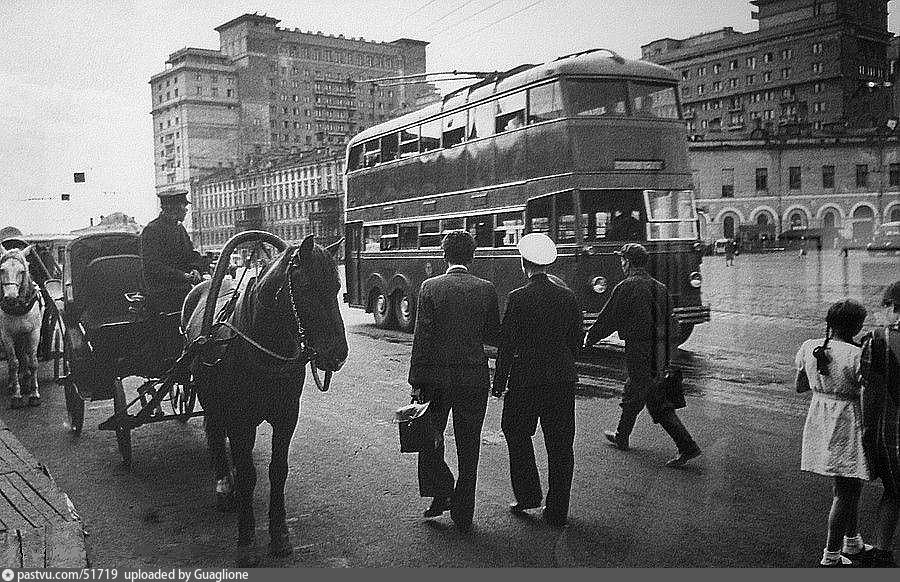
268 401 299 557
26 328 40 405
230 422 259 567
2 333 23 407
205 408 234 510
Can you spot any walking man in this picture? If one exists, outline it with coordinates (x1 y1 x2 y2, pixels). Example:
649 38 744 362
584 243 701 467
493 233 582 528
409 230 500 533
140 189 206 314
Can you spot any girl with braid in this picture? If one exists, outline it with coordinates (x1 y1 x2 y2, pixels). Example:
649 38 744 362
795 299 870 567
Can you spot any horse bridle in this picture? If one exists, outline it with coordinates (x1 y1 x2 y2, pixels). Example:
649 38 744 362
0 254 28 294
212 247 333 392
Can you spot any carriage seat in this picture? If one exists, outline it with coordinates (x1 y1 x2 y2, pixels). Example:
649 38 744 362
78 254 148 330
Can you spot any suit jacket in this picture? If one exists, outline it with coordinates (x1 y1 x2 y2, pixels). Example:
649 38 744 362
493 273 583 393
585 268 670 345
140 214 206 294
408 266 500 389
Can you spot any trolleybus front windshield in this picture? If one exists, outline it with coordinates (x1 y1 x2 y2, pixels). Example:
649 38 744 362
562 79 681 119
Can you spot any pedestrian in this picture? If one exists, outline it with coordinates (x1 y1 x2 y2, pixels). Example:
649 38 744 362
408 230 500 533
492 233 583 528
140 189 206 314
584 243 701 467
795 299 870 567
860 280 900 567
724 238 735 266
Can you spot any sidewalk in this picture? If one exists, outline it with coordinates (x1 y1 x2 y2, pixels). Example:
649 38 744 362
0 418 87 567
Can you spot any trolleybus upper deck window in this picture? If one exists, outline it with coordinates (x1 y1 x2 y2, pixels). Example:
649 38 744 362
442 110 467 147
399 128 419 158
528 82 564 123
629 82 681 119
421 119 441 152
363 140 381 167
382 132 400 161
468 101 494 139
399 224 419 249
564 79 627 116
496 92 526 132
420 220 442 248
380 224 398 251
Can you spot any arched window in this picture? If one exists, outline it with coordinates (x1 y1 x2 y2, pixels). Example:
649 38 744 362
756 212 771 226
822 210 838 230
723 215 735 239
852 206 875 242
789 211 807 230
890 206 900 223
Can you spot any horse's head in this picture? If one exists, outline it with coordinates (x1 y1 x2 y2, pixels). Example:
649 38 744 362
0 249 33 301
256 235 348 374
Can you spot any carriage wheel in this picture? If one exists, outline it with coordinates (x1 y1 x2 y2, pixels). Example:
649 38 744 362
112 378 132 468
63 380 84 434
393 289 415 333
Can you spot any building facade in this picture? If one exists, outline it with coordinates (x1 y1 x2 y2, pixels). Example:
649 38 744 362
150 13 430 239
192 149 345 253
691 134 900 247
642 0 895 139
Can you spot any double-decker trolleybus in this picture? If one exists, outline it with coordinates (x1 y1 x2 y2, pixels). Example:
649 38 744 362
343 49 710 345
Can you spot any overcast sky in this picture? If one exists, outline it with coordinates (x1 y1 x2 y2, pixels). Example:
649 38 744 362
0 0 896 233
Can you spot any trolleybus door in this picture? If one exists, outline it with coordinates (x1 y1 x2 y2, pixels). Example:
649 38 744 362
344 221 363 306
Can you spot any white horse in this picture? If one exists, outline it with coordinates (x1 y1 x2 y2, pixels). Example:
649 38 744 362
0 248 44 408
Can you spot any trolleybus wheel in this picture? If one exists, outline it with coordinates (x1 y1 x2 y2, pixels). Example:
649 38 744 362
676 323 695 346
394 290 415 333
63 380 84 434
113 378 132 468
372 289 394 329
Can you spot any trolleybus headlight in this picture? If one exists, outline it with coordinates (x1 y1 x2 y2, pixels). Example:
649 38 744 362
689 272 702 288
591 276 608 294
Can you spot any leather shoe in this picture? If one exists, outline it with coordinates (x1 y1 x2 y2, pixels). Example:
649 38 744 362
665 447 701 468
604 430 629 451
509 501 541 513
423 497 451 518
541 508 567 528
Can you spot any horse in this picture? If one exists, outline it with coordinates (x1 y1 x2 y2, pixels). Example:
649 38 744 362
0 248 45 408
182 234 348 566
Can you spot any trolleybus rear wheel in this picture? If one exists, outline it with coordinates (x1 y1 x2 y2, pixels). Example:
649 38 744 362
394 290 415 333
372 289 394 329
113 378 132 468
676 323 695 346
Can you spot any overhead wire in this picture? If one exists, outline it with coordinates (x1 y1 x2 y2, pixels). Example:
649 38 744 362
423 0 483 31
429 0 512 38
400 0 441 22
440 0 549 49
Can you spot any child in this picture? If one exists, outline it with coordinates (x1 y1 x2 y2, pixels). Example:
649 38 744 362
796 299 870 567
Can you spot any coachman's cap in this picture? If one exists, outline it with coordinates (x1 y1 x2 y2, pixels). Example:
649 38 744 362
615 243 649 264
158 189 190 204
517 233 557 265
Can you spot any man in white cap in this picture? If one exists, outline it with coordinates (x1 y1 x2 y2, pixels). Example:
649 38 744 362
493 233 583 528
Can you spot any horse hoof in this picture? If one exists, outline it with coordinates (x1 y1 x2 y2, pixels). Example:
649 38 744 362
235 546 260 568
9 397 25 410
268 532 292 558
28 396 41 407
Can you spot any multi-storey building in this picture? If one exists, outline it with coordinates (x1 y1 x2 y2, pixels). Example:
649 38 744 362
642 0 895 139
150 13 430 238
690 134 900 246
192 148 345 252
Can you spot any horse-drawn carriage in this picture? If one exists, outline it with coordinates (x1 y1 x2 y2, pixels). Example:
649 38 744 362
56 230 201 466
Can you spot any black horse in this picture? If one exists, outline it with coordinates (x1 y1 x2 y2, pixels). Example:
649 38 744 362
183 234 348 565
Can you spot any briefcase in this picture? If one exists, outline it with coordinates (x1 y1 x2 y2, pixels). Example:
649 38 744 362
660 368 686 409
394 401 434 453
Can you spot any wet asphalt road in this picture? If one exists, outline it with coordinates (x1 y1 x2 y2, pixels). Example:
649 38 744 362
0 249 897 567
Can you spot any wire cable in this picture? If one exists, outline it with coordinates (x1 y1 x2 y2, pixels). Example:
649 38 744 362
424 0 483 31
401 0 441 22
430 0 511 36
439 0 548 47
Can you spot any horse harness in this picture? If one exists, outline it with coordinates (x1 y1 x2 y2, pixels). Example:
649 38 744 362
192 248 332 391
0 253 41 317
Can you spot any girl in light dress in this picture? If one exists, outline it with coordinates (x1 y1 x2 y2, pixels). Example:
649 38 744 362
796 299 870 567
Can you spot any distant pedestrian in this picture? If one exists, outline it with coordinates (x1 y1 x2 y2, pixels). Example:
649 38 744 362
860 281 900 567
795 299 870 567
408 230 500 533
724 239 735 266
492 233 583 528
584 243 701 467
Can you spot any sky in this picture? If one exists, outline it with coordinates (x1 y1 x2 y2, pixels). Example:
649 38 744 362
0 0 897 234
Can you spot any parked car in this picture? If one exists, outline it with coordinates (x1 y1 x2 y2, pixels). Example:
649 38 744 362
867 221 900 254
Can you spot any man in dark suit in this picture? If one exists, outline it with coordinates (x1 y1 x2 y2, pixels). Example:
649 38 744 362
140 189 206 314
584 243 701 467
409 230 500 533
493 233 583 528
